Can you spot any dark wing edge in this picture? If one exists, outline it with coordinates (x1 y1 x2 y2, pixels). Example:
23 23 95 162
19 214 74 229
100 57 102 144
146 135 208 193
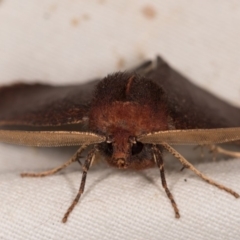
141 56 240 129
0 80 100 130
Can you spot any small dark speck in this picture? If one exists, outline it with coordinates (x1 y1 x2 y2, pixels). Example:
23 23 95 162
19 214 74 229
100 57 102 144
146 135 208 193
141 5 157 20
71 18 80 27
184 179 187 182
71 14 90 27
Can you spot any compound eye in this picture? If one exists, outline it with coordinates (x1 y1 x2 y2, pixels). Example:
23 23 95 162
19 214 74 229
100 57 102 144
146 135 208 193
131 141 144 155
106 142 113 155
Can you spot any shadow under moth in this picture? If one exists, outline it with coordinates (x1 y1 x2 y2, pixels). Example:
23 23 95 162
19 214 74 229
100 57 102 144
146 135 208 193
0 56 240 223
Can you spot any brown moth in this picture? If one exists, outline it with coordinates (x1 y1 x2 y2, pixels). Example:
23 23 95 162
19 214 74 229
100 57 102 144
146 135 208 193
0 56 240 223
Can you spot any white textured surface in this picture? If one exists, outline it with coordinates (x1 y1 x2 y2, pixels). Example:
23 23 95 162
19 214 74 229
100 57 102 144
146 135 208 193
0 1 240 239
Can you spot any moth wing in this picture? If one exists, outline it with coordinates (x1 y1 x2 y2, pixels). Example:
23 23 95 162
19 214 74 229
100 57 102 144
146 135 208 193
138 128 240 145
141 56 240 129
0 79 100 129
0 130 105 147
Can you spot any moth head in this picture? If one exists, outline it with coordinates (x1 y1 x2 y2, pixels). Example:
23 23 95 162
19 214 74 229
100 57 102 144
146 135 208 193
105 133 144 169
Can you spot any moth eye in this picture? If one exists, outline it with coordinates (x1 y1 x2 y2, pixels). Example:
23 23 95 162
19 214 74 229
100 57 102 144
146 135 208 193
131 141 144 155
106 142 113 155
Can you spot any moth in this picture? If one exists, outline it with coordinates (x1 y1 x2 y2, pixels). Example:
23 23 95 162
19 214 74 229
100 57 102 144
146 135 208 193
0 56 240 223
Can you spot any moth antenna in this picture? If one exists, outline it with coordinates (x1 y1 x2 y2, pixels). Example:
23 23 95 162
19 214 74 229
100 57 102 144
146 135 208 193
62 148 96 223
162 143 240 198
152 146 180 218
21 144 88 177
209 145 240 159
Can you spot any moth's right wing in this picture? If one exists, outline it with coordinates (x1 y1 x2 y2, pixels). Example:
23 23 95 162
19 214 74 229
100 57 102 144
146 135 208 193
0 80 100 129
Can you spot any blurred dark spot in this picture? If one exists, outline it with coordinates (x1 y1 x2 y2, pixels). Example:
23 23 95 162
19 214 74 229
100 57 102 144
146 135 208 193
71 18 80 27
70 14 90 27
141 5 157 19
117 57 126 69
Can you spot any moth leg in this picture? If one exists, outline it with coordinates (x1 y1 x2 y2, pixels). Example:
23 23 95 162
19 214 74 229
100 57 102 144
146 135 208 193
21 144 88 177
209 145 240 158
62 148 96 223
152 146 180 218
162 143 239 198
